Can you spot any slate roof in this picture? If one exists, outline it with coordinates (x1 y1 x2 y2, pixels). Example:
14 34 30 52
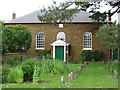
4 10 110 24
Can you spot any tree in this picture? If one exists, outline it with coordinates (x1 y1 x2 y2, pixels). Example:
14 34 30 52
0 20 4 55
0 20 4 29
38 1 120 24
38 2 79 25
2 25 32 54
95 22 120 50
38 0 120 50
75 1 120 22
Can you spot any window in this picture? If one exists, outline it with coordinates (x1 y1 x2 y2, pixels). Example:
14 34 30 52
57 32 65 41
36 32 44 49
83 32 92 50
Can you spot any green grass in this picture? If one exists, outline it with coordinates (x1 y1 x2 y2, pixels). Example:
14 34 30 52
0 65 1 82
2 64 118 88
108 64 118 72
108 64 118 78
70 64 118 88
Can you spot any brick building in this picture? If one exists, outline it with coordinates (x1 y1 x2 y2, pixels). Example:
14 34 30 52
4 10 113 61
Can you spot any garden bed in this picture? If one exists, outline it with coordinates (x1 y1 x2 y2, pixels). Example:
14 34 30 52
2 64 118 88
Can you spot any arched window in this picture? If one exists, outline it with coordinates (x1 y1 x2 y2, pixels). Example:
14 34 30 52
83 32 92 50
36 32 44 49
57 32 65 41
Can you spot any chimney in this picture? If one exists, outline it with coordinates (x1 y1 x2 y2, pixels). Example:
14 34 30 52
108 10 111 21
108 15 111 21
12 11 16 19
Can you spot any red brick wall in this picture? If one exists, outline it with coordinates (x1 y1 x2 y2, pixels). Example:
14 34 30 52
4 23 110 60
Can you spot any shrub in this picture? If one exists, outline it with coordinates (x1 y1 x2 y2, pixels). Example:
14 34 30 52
46 54 52 59
63 63 72 73
43 50 51 57
8 66 23 83
73 58 78 64
67 56 72 63
5 54 27 67
40 56 53 74
80 56 86 63
80 50 105 62
80 50 92 63
91 50 105 62
37 50 51 58
22 58 37 81
33 65 41 83
39 57 71 74
2 63 11 83
53 59 65 74
2 25 32 54
91 58 95 62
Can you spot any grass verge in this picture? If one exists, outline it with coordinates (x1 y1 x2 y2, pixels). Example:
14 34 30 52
2 64 118 88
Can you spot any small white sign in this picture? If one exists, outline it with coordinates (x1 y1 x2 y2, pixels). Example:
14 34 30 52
59 24 63 28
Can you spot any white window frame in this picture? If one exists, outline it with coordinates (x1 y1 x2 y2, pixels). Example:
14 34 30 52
36 32 45 50
82 32 92 50
57 32 65 41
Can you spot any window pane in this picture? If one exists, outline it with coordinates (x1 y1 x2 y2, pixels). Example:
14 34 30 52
36 32 44 48
57 32 65 41
83 32 92 49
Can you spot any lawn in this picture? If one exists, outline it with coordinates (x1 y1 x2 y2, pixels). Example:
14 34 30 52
108 64 118 72
108 64 118 78
2 64 118 88
0 65 1 90
70 64 118 88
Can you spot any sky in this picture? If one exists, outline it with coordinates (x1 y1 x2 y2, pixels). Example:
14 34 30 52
0 0 118 22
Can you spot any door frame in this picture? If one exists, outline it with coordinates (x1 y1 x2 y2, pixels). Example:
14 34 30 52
112 48 119 60
53 45 66 62
51 40 70 62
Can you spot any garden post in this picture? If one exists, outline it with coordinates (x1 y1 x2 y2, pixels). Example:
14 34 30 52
68 73 71 83
74 72 76 79
109 67 112 75
106 65 108 69
71 72 73 80
114 70 117 80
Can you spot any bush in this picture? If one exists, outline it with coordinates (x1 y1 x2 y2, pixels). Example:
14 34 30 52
46 54 52 59
91 50 105 62
22 58 37 81
73 58 78 64
5 54 27 67
2 63 11 83
33 65 41 83
80 50 105 62
53 59 65 74
2 25 32 54
8 66 23 83
39 57 71 74
80 56 86 63
40 56 54 74
37 50 51 59
43 50 51 57
67 56 72 63
80 50 92 63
